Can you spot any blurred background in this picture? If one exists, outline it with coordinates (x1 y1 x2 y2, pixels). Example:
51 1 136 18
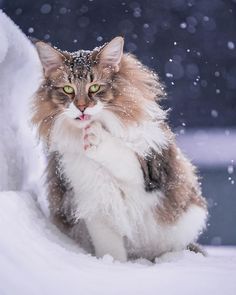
1 0 235 245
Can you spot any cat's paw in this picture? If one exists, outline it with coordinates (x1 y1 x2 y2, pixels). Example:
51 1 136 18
83 121 107 158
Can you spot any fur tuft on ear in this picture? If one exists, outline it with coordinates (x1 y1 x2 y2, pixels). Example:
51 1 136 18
35 42 64 76
97 37 124 72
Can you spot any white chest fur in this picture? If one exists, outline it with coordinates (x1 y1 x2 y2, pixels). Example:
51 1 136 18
49 118 207 261
59 131 159 241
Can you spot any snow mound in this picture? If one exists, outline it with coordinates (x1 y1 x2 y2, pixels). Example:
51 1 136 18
0 11 44 195
0 191 236 295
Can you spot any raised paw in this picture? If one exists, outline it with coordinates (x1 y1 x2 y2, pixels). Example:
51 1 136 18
83 121 105 156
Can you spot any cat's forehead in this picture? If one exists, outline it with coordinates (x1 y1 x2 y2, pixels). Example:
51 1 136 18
71 50 92 69
64 50 93 79
62 45 104 80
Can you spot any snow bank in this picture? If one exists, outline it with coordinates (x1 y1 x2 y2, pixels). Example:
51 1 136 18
0 191 236 295
177 128 236 167
0 11 44 194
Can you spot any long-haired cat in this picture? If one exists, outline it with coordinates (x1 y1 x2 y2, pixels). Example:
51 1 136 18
32 37 207 262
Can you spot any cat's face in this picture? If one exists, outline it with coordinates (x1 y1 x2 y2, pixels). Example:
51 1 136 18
33 37 165 141
35 37 126 129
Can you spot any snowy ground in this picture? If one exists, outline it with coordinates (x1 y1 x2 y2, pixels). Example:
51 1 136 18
0 11 235 295
0 191 236 295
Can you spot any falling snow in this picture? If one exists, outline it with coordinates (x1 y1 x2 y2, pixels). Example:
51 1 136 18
180 22 187 29
40 3 52 14
227 165 234 175
227 41 235 50
211 110 218 118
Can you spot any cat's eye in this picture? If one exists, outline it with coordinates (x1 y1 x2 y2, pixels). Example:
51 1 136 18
89 84 100 93
63 85 74 94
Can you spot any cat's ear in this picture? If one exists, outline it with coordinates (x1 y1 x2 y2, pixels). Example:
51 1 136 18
35 42 64 76
97 37 124 72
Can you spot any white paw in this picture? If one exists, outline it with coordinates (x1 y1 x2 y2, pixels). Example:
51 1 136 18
83 121 107 158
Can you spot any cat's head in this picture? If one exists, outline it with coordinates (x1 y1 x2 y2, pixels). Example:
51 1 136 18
32 37 165 142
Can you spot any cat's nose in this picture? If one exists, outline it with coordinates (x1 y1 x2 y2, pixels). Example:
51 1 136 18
77 104 87 112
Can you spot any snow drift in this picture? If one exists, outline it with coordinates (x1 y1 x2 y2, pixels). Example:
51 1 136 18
0 11 235 295
0 191 235 295
0 10 44 194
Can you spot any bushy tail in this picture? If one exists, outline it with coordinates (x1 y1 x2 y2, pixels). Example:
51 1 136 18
187 243 207 256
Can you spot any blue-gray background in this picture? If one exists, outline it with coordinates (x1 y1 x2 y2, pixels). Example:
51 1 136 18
1 0 235 245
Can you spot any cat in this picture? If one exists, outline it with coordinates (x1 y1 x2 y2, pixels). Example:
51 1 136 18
32 37 208 262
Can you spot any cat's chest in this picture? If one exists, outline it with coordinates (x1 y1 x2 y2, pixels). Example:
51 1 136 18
57 136 160 240
60 142 144 196
62 152 104 190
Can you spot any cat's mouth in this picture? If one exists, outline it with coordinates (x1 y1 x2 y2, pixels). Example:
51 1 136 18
75 114 91 121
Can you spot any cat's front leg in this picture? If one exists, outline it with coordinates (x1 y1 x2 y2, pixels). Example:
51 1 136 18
85 217 127 262
83 121 108 160
83 121 143 184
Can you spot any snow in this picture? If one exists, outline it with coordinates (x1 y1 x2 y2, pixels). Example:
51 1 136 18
40 4 52 15
0 191 236 295
228 165 234 175
0 11 45 205
211 109 218 118
177 128 236 167
0 11 235 295
227 41 235 50
180 22 187 29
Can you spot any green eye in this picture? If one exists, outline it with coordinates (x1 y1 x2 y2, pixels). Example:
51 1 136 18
89 84 100 93
63 85 74 94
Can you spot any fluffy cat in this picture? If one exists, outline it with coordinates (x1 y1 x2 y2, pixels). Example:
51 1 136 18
32 37 207 262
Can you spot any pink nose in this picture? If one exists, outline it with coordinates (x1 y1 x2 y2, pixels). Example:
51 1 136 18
77 104 87 112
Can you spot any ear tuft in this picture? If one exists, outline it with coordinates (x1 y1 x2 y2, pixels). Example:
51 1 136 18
35 42 64 76
97 37 124 71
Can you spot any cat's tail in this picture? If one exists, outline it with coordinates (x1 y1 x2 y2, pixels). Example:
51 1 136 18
187 243 207 256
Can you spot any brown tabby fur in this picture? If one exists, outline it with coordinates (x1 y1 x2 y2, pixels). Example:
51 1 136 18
139 142 206 224
46 152 94 252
